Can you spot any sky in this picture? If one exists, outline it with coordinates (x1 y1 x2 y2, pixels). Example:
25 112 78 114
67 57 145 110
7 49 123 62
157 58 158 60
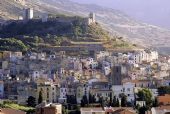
70 0 170 29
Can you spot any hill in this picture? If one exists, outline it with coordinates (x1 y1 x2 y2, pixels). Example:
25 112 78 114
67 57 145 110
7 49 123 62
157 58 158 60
0 16 135 52
1 0 170 53
24 0 170 54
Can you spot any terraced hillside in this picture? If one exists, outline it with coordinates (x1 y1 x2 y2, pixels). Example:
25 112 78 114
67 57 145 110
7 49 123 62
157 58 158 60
1 0 170 53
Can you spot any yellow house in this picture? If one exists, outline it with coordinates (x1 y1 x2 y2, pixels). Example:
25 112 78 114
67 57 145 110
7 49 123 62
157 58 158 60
17 83 37 105
2 51 11 59
36 78 59 104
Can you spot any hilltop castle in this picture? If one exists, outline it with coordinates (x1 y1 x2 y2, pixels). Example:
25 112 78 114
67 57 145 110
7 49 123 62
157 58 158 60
23 8 34 20
85 12 96 25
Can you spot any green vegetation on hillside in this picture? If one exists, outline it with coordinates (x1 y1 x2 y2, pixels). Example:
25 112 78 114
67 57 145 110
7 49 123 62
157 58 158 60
0 16 135 52
0 38 28 52
0 20 72 37
87 23 110 40
0 101 35 113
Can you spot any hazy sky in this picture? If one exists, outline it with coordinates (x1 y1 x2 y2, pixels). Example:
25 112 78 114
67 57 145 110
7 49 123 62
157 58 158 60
71 0 170 29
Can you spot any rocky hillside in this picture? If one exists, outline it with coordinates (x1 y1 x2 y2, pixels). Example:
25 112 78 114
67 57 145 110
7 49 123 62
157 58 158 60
0 0 23 20
0 15 134 52
1 0 170 53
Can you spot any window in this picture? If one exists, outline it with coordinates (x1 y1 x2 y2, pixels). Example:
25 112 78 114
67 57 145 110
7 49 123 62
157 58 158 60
47 92 49 98
116 67 119 72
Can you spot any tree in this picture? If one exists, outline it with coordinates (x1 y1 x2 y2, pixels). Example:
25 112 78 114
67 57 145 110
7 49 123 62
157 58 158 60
120 94 127 107
81 95 88 107
62 106 67 114
67 95 77 104
0 38 28 52
158 86 170 95
116 98 120 107
89 93 93 104
27 96 36 107
81 99 85 107
152 97 158 107
89 93 96 104
109 93 112 106
138 106 148 114
83 95 88 105
99 96 104 108
92 95 96 103
112 96 117 107
137 89 153 109
38 91 43 104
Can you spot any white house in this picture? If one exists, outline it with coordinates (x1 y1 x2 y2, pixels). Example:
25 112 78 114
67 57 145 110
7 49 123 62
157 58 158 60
112 82 135 102
10 52 23 61
102 61 111 75
103 65 111 76
95 51 110 61
131 52 142 64
37 53 46 60
91 61 98 69
58 85 67 103
31 70 47 80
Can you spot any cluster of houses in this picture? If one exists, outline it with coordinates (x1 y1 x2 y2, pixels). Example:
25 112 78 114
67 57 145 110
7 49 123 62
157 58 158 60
0 49 170 114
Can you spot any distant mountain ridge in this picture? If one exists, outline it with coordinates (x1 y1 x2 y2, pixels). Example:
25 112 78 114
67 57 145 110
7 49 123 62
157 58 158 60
1 0 170 53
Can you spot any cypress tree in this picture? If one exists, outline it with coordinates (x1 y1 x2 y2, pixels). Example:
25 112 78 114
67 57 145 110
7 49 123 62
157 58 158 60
38 91 43 104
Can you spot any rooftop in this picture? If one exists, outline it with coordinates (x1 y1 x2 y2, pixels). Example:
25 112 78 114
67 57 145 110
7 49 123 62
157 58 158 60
0 108 26 114
81 107 137 114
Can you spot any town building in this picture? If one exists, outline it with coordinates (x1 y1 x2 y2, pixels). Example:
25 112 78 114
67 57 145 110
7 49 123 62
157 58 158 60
24 8 34 20
110 65 122 85
150 106 170 114
90 81 112 102
80 107 137 114
112 82 135 102
36 79 59 103
0 108 26 114
157 94 170 106
42 14 48 22
36 102 62 114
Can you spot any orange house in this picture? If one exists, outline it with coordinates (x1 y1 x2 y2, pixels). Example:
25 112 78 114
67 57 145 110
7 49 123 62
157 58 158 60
157 94 170 106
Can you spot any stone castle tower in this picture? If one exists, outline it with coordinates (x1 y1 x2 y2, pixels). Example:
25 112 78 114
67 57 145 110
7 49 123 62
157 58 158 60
85 12 96 25
23 8 34 20
89 12 95 22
